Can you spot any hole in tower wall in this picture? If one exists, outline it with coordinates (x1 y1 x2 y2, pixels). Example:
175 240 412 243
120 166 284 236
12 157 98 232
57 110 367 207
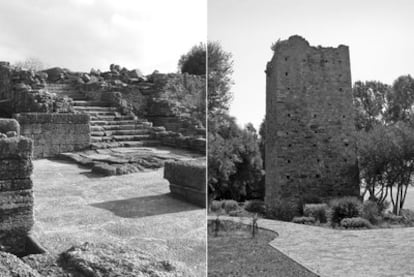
287 113 291 117
339 88 343 92
286 175 290 180
288 144 292 147
344 142 349 147
316 159 320 162
285 72 288 76
287 160 291 164
315 174 320 178
344 158 348 162
285 57 288 61
342 115 346 119
313 114 317 118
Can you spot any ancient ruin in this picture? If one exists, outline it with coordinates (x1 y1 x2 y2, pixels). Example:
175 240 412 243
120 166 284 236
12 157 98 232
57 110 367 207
0 62 206 174
0 61 206 274
0 119 34 256
265 35 359 218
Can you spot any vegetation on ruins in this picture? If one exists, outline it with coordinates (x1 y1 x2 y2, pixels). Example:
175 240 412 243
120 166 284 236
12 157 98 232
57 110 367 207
178 42 206 76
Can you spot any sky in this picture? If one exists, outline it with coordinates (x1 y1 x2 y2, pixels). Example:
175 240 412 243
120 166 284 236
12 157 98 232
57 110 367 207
0 0 206 74
208 0 414 129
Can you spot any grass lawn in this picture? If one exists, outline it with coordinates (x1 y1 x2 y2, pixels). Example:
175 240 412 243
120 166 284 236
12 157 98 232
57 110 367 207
207 220 318 277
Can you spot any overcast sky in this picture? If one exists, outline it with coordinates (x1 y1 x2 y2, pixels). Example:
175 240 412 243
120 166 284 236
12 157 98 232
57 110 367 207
0 0 206 74
209 0 414 129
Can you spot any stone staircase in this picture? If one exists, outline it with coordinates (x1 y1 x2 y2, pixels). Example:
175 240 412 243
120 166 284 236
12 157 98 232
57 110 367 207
47 82 161 149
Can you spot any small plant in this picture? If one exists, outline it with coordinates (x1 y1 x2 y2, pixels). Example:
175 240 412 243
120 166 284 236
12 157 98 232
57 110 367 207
329 197 362 226
340 217 372 229
223 200 239 214
213 215 221 237
303 204 328 223
292 216 316 225
251 214 259 237
401 209 414 225
244 200 266 214
362 200 381 224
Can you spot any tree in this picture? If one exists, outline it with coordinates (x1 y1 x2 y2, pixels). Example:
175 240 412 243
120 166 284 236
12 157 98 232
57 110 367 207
14 57 46 71
358 123 414 215
352 81 389 131
385 75 414 123
258 117 266 168
208 114 263 201
207 41 234 116
178 42 206 76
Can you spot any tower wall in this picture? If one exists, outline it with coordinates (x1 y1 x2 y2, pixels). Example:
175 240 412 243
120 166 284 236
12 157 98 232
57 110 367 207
265 35 359 218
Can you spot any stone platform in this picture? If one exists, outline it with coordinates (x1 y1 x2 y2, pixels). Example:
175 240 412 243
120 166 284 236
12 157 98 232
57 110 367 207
59 146 204 176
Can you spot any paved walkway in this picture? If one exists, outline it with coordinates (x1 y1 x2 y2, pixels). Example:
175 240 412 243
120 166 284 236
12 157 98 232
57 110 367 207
216 216 414 277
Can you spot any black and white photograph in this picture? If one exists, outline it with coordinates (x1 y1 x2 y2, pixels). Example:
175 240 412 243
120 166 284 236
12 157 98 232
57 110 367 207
1 0 414 276
0 0 206 276
208 0 414 276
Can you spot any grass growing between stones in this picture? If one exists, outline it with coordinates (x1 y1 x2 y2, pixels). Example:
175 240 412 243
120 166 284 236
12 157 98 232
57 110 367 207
207 220 318 277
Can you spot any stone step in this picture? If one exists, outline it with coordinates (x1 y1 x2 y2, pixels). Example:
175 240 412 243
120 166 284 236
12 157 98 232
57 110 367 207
90 134 152 142
90 124 146 132
73 106 118 112
91 129 150 137
90 115 136 121
90 140 160 149
73 100 111 107
90 120 148 126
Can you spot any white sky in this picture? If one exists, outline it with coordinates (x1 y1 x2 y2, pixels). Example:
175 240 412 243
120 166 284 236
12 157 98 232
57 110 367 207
0 0 206 74
208 0 414 129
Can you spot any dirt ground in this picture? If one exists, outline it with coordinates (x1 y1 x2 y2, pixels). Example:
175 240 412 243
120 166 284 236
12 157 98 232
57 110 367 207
31 158 206 277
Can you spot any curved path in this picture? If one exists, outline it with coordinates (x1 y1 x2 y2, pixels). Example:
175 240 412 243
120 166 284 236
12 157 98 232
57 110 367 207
217 216 414 277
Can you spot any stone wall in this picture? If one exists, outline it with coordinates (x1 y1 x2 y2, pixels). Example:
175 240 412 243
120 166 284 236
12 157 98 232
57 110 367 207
0 119 34 256
0 62 73 117
164 159 206 207
265 35 359 218
14 113 90 159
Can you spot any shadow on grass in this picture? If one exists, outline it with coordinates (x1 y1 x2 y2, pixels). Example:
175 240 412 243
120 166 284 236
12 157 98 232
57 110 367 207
90 193 200 218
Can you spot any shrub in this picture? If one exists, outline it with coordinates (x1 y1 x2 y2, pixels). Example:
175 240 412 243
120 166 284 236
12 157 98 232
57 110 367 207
292 216 316 225
266 201 300 221
303 204 328 223
244 199 266 214
210 200 223 213
329 197 362 226
378 200 390 213
362 200 381 224
383 212 404 224
401 209 414 225
222 200 239 213
340 217 372 229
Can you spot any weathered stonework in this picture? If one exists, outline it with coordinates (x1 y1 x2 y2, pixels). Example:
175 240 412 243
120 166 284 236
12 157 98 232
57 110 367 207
0 120 34 256
14 113 90 159
164 159 206 207
265 35 359 218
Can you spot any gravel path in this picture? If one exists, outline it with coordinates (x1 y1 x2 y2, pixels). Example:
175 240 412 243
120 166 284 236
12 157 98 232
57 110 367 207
217 216 414 277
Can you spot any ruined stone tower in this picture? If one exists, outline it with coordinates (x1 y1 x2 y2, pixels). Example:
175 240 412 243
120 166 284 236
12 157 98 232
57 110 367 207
265 35 359 218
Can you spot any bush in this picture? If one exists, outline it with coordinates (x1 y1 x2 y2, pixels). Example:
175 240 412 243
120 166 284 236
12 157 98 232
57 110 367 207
244 200 266 214
303 204 328 223
223 200 239 213
210 200 223 213
292 216 316 225
340 217 372 229
329 197 362 226
401 209 414 225
266 201 300 221
362 200 381 224
383 212 404 224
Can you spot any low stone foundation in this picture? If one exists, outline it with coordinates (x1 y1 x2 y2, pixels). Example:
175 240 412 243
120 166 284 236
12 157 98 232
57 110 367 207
164 160 206 207
14 113 90 158
0 134 34 256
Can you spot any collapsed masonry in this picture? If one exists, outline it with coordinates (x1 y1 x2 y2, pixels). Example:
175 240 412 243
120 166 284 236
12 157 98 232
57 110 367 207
0 119 34 256
265 35 360 218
